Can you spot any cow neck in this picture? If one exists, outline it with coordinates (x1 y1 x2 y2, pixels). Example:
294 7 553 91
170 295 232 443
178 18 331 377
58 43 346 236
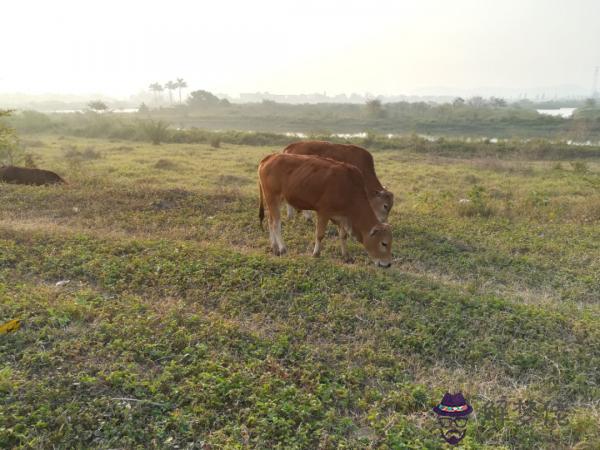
348 205 380 244
366 178 384 194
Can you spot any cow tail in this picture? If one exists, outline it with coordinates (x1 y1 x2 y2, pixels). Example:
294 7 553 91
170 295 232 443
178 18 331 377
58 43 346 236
258 180 265 229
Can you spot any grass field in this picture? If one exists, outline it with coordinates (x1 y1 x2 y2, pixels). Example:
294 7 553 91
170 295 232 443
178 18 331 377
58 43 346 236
1 135 599 448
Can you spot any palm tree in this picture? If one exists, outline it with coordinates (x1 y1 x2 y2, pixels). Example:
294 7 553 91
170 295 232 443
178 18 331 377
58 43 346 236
149 83 164 105
165 80 177 105
175 78 187 104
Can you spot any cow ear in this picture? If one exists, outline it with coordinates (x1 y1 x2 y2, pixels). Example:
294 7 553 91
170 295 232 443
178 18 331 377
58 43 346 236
369 226 380 237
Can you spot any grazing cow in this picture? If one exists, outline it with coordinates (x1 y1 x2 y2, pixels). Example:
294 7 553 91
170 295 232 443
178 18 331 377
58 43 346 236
258 153 392 267
0 165 65 185
282 140 393 222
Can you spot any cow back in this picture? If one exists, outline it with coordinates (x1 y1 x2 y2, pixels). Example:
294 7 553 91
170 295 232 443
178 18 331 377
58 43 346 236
283 141 382 192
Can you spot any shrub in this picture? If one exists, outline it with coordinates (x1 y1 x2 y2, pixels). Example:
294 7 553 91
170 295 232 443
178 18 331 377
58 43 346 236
81 146 102 160
154 159 178 170
365 99 386 118
187 90 221 109
22 153 37 168
88 101 108 112
0 109 21 164
13 110 54 133
62 145 102 161
457 185 494 217
210 136 221 148
570 161 589 173
21 139 44 148
140 120 170 145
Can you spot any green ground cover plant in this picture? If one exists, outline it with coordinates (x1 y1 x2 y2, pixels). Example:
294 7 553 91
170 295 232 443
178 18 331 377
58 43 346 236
1 135 599 448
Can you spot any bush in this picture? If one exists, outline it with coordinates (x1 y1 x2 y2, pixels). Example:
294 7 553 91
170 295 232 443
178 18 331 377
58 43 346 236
365 99 386 118
210 136 221 148
154 158 178 170
140 120 170 145
0 110 21 164
570 161 589 173
22 153 37 168
88 101 108 112
21 139 44 148
458 185 494 217
62 145 102 162
13 110 54 133
10 109 600 158
187 90 221 109
82 146 102 160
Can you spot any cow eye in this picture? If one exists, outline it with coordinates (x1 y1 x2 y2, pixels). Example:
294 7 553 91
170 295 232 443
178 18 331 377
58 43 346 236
381 242 387 247
383 205 389 210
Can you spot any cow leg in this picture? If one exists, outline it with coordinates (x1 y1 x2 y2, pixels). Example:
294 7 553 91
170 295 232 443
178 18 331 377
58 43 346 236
268 220 285 255
303 210 313 221
273 216 286 255
339 226 351 262
265 195 286 256
268 222 277 251
267 214 278 255
286 203 296 219
312 214 328 257
269 205 286 256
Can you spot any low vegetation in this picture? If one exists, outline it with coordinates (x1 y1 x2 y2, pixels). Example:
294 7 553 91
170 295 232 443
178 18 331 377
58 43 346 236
0 110 20 164
5 97 600 142
1 135 599 448
4 108 600 163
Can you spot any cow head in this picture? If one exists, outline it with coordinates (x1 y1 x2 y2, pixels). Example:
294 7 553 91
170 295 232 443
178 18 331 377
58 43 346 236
370 189 394 222
364 223 393 267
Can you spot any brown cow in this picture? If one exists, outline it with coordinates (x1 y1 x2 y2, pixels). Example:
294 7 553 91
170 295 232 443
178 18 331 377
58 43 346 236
0 165 65 185
258 153 392 267
283 140 393 222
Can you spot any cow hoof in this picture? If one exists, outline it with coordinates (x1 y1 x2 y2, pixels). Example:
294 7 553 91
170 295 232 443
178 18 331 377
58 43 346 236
312 251 320 258
343 256 354 264
278 247 287 256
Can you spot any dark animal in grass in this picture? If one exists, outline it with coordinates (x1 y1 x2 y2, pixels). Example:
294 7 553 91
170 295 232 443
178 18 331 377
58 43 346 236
0 165 66 185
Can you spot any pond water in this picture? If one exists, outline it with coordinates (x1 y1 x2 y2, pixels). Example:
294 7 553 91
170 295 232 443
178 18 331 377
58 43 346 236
536 107 576 118
49 108 138 114
50 107 578 119
284 131 598 146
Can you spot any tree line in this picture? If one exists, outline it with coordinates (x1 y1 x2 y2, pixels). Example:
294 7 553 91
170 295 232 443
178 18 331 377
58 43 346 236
149 78 188 105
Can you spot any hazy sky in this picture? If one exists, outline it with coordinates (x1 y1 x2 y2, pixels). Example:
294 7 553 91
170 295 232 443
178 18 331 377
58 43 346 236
2 0 599 98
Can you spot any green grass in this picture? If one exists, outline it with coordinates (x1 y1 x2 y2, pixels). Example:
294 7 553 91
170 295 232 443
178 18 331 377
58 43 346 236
1 136 600 448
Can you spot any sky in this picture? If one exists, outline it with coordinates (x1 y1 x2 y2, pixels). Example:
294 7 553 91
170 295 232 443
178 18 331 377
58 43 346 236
2 0 599 98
